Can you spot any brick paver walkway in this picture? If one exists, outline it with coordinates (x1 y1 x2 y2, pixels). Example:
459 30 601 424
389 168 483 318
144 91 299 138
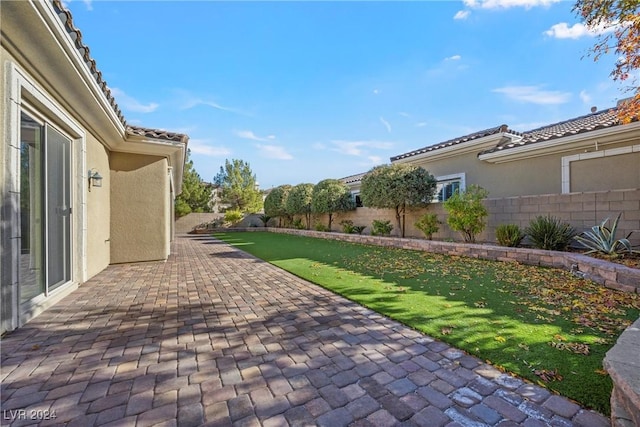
1 235 609 427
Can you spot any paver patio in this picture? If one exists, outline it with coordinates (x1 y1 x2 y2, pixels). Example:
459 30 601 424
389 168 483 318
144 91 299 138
1 235 610 427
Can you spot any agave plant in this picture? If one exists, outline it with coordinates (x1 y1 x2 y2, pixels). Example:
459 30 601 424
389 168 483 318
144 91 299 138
574 214 635 255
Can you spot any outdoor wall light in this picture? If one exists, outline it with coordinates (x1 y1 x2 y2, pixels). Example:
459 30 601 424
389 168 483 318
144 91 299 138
88 169 103 191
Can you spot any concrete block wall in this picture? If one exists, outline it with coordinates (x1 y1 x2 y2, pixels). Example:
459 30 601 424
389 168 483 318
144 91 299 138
308 189 640 246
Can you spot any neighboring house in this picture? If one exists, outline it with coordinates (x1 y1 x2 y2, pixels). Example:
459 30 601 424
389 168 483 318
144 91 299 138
391 106 639 199
1 1 187 334
340 105 639 241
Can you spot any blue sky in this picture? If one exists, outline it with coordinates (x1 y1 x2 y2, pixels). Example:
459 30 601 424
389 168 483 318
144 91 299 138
65 0 624 189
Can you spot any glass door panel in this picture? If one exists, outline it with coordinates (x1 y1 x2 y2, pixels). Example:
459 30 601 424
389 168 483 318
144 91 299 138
19 113 45 302
45 125 72 291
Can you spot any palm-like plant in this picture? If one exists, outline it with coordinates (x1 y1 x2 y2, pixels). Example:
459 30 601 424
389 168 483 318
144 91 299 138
574 214 636 255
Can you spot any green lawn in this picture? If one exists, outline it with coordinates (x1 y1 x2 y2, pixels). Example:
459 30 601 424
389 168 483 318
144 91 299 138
213 231 639 414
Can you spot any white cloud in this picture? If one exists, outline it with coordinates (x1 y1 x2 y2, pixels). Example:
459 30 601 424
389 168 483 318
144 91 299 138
379 117 392 133
373 89 380 95
415 122 428 127
454 10 470 20
234 130 274 142
331 140 394 156
175 90 249 116
464 0 560 9
62 0 93 10
188 139 231 157
492 85 571 105
256 144 293 160
445 55 462 61
544 22 617 40
313 142 327 150
579 90 592 105
111 88 158 113
398 112 411 118
365 156 383 165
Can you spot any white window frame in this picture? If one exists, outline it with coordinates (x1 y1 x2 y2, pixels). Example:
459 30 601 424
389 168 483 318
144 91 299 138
433 173 466 203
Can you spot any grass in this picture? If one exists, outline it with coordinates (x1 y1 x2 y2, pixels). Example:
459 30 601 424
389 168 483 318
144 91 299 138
213 231 639 414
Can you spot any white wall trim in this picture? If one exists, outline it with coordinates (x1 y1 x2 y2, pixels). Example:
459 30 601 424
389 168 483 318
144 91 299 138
561 144 640 193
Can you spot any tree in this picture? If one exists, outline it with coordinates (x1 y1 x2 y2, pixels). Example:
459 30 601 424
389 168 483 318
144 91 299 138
574 0 640 123
311 179 355 230
360 164 437 237
175 150 212 218
214 159 262 213
264 185 292 227
443 185 489 243
286 183 315 229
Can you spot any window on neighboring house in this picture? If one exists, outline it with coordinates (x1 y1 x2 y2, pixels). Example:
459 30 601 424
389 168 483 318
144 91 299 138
433 173 466 202
352 192 363 207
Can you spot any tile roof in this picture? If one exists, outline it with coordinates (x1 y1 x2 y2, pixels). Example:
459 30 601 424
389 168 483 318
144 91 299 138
480 108 620 155
391 124 510 161
341 172 367 184
52 1 187 144
126 126 189 143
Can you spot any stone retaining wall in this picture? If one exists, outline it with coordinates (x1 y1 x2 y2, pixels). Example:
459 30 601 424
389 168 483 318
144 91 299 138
604 318 640 427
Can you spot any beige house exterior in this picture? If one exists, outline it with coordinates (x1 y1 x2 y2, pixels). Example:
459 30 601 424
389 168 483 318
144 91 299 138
1 0 187 334
341 107 640 242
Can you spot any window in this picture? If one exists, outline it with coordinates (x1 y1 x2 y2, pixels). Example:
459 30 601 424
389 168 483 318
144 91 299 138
433 173 466 202
352 192 363 207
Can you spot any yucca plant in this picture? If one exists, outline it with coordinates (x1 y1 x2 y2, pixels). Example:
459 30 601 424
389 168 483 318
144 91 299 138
525 215 576 251
574 214 636 255
495 224 525 247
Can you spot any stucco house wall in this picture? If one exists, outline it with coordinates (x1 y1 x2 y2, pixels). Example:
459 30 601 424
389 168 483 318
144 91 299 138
1 0 186 334
110 153 171 263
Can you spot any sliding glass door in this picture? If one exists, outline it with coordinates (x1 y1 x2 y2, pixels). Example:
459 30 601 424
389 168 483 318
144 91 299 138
19 112 72 302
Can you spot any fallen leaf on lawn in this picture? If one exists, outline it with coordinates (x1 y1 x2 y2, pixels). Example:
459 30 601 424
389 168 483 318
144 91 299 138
494 336 506 343
534 368 563 382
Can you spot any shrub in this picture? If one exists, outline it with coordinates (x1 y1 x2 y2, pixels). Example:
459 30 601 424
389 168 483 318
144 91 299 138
314 222 330 232
443 185 489 243
340 220 367 235
340 220 355 233
415 213 441 240
371 219 393 236
574 213 636 255
258 214 271 227
224 209 244 225
353 225 367 235
525 215 576 251
292 218 306 230
495 224 525 247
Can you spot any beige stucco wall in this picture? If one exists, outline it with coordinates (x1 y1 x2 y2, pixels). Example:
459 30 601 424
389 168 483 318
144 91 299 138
110 152 170 264
85 135 111 277
571 152 640 193
405 140 639 198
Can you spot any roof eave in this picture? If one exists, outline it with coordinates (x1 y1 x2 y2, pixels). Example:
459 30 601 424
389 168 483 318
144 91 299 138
391 132 514 164
478 122 640 164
